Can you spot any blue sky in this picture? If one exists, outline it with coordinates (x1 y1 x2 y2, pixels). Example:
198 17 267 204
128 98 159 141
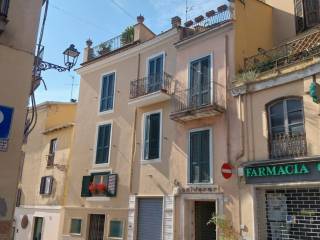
35 0 227 104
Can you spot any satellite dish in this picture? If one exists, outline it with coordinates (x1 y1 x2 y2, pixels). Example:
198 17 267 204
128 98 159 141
0 110 4 124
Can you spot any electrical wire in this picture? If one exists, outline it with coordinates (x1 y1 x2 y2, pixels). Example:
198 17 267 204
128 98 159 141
109 0 135 20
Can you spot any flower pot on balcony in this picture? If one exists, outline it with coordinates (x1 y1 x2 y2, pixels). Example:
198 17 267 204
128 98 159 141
89 183 97 194
206 10 216 18
96 183 107 193
184 20 193 28
194 15 204 23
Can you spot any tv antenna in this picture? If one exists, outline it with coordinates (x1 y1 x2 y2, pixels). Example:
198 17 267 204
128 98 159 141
185 0 194 22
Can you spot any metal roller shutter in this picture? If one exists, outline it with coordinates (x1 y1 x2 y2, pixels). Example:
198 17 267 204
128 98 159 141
137 198 163 240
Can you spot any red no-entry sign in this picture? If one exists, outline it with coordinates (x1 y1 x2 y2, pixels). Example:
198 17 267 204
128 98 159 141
221 163 233 179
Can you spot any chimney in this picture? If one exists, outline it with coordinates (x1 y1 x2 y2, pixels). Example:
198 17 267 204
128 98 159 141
137 14 145 24
83 38 93 62
171 16 181 28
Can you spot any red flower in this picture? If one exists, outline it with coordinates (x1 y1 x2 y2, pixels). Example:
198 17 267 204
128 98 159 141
96 183 107 193
89 183 97 193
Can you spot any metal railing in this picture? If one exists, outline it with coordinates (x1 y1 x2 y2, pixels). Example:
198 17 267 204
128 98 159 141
269 132 307 159
90 32 134 59
182 7 232 39
172 82 215 113
244 28 320 73
0 0 10 18
129 72 173 99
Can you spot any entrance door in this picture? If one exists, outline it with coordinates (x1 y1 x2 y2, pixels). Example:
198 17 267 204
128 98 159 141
32 217 43 240
195 201 216 240
88 214 105 240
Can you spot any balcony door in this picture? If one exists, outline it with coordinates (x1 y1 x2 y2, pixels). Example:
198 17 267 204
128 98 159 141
88 214 105 240
32 217 43 240
189 56 211 108
148 54 163 93
295 0 320 33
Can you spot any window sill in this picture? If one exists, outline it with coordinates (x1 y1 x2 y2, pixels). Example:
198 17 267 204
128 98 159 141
98 109 114 116
92 163 110 169
141 158 161 164
86 196 110 202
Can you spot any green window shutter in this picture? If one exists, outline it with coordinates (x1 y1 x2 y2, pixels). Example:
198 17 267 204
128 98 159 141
81 176 92 197
100 73 115 112
96 124 111 164
190 132 201 183
144 115 150 159
106 174 118 197
144 113 160 160
39 177 45 194
200 130 210 182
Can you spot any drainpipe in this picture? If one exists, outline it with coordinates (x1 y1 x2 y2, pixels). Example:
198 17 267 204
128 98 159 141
225 34 231 164
129 53 140 194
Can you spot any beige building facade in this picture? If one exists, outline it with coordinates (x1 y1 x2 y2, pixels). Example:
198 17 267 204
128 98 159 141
233 0 320 239
0 0 43 239
61 1 287 240
14 102 76 240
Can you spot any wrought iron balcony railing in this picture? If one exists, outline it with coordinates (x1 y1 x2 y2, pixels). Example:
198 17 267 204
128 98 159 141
182 6 232 39
269 132 307 159
90 32 134 60
171 82 220 113
129 73 173 99
0 0 10 18
244 28 320 73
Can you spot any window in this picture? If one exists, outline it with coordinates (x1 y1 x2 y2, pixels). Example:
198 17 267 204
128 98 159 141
189 56 211 107
47 138 57 166
143 111 161 161
268 98 306 159
147 54 164 93
189 129 211 184
109 220 124 239
0 0 10 18
100 72 115 112
70 219 82 235
39 176 53 195
295 0 320 33
81 173 118 198
268 98 304 136
95 124 111 165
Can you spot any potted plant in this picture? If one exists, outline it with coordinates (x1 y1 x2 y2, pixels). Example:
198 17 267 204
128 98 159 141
89 182 97 194
207 214 240 240
96 182 107 193
98 43 111 55
121 26 134 46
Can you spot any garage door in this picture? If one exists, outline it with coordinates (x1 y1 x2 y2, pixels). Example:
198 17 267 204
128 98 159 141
137 198 163 240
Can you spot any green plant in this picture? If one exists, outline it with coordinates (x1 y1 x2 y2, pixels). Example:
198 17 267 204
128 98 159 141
121 26 134 46
235 69 258 83
98 43 111 55
207 214 240 240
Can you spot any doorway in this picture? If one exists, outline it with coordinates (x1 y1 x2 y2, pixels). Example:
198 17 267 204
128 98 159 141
195 201 216 240
32 217 43 240
88 214 105 240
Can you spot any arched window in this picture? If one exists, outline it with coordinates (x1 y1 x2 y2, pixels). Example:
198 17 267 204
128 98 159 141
267 97 306 159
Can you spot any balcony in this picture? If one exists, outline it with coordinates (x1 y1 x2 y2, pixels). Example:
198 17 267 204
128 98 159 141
170 82 225 122
128 73 173 107
181 5 232 41
244 28 320 74
88 31 135 61
269 132 307 159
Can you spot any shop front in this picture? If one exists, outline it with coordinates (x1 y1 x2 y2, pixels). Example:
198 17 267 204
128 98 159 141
244 158 320 240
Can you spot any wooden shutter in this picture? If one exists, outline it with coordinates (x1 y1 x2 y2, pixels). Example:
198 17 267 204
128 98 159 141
144 115 150 159
100 73 115 112
148 113 160 159
96 124 111 164
304 0 320 28
106 174 118 197
295 0 305 33
48 176 53 194
190 132 201 183
81 176 92 197
39 177 45 194
200 130 210 182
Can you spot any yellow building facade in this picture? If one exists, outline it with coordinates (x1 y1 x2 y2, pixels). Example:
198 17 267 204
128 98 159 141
14 102 76 240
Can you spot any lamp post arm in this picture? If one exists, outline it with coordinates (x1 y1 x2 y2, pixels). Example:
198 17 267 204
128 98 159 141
37 60 69 72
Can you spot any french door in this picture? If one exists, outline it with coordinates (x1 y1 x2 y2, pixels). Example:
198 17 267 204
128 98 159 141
88 214 105 240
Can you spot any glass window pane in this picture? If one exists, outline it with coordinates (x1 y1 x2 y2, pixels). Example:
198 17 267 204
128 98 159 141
109 220 123 237
70 219 82 234
289 124 304 134
288 110 303 124
287 99 302 112
270 102 283 116
270 114 284 127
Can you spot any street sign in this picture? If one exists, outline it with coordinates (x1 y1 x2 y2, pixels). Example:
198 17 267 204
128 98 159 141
0 105 13 139
221 163 233 179
0 105 14 152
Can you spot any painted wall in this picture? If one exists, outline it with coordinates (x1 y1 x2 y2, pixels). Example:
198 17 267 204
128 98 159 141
0 0 42 238
14 207 63 240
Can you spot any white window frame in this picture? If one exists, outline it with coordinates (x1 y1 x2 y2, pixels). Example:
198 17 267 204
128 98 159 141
146 51 166 79
187 53 214 105
187 127 213 185
69 218 82 236
92 120 113 168
141 109 163 164
98 70 117 115
108 219 125 239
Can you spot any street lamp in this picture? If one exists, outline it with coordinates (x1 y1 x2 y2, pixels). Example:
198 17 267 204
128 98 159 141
36 44 80 73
